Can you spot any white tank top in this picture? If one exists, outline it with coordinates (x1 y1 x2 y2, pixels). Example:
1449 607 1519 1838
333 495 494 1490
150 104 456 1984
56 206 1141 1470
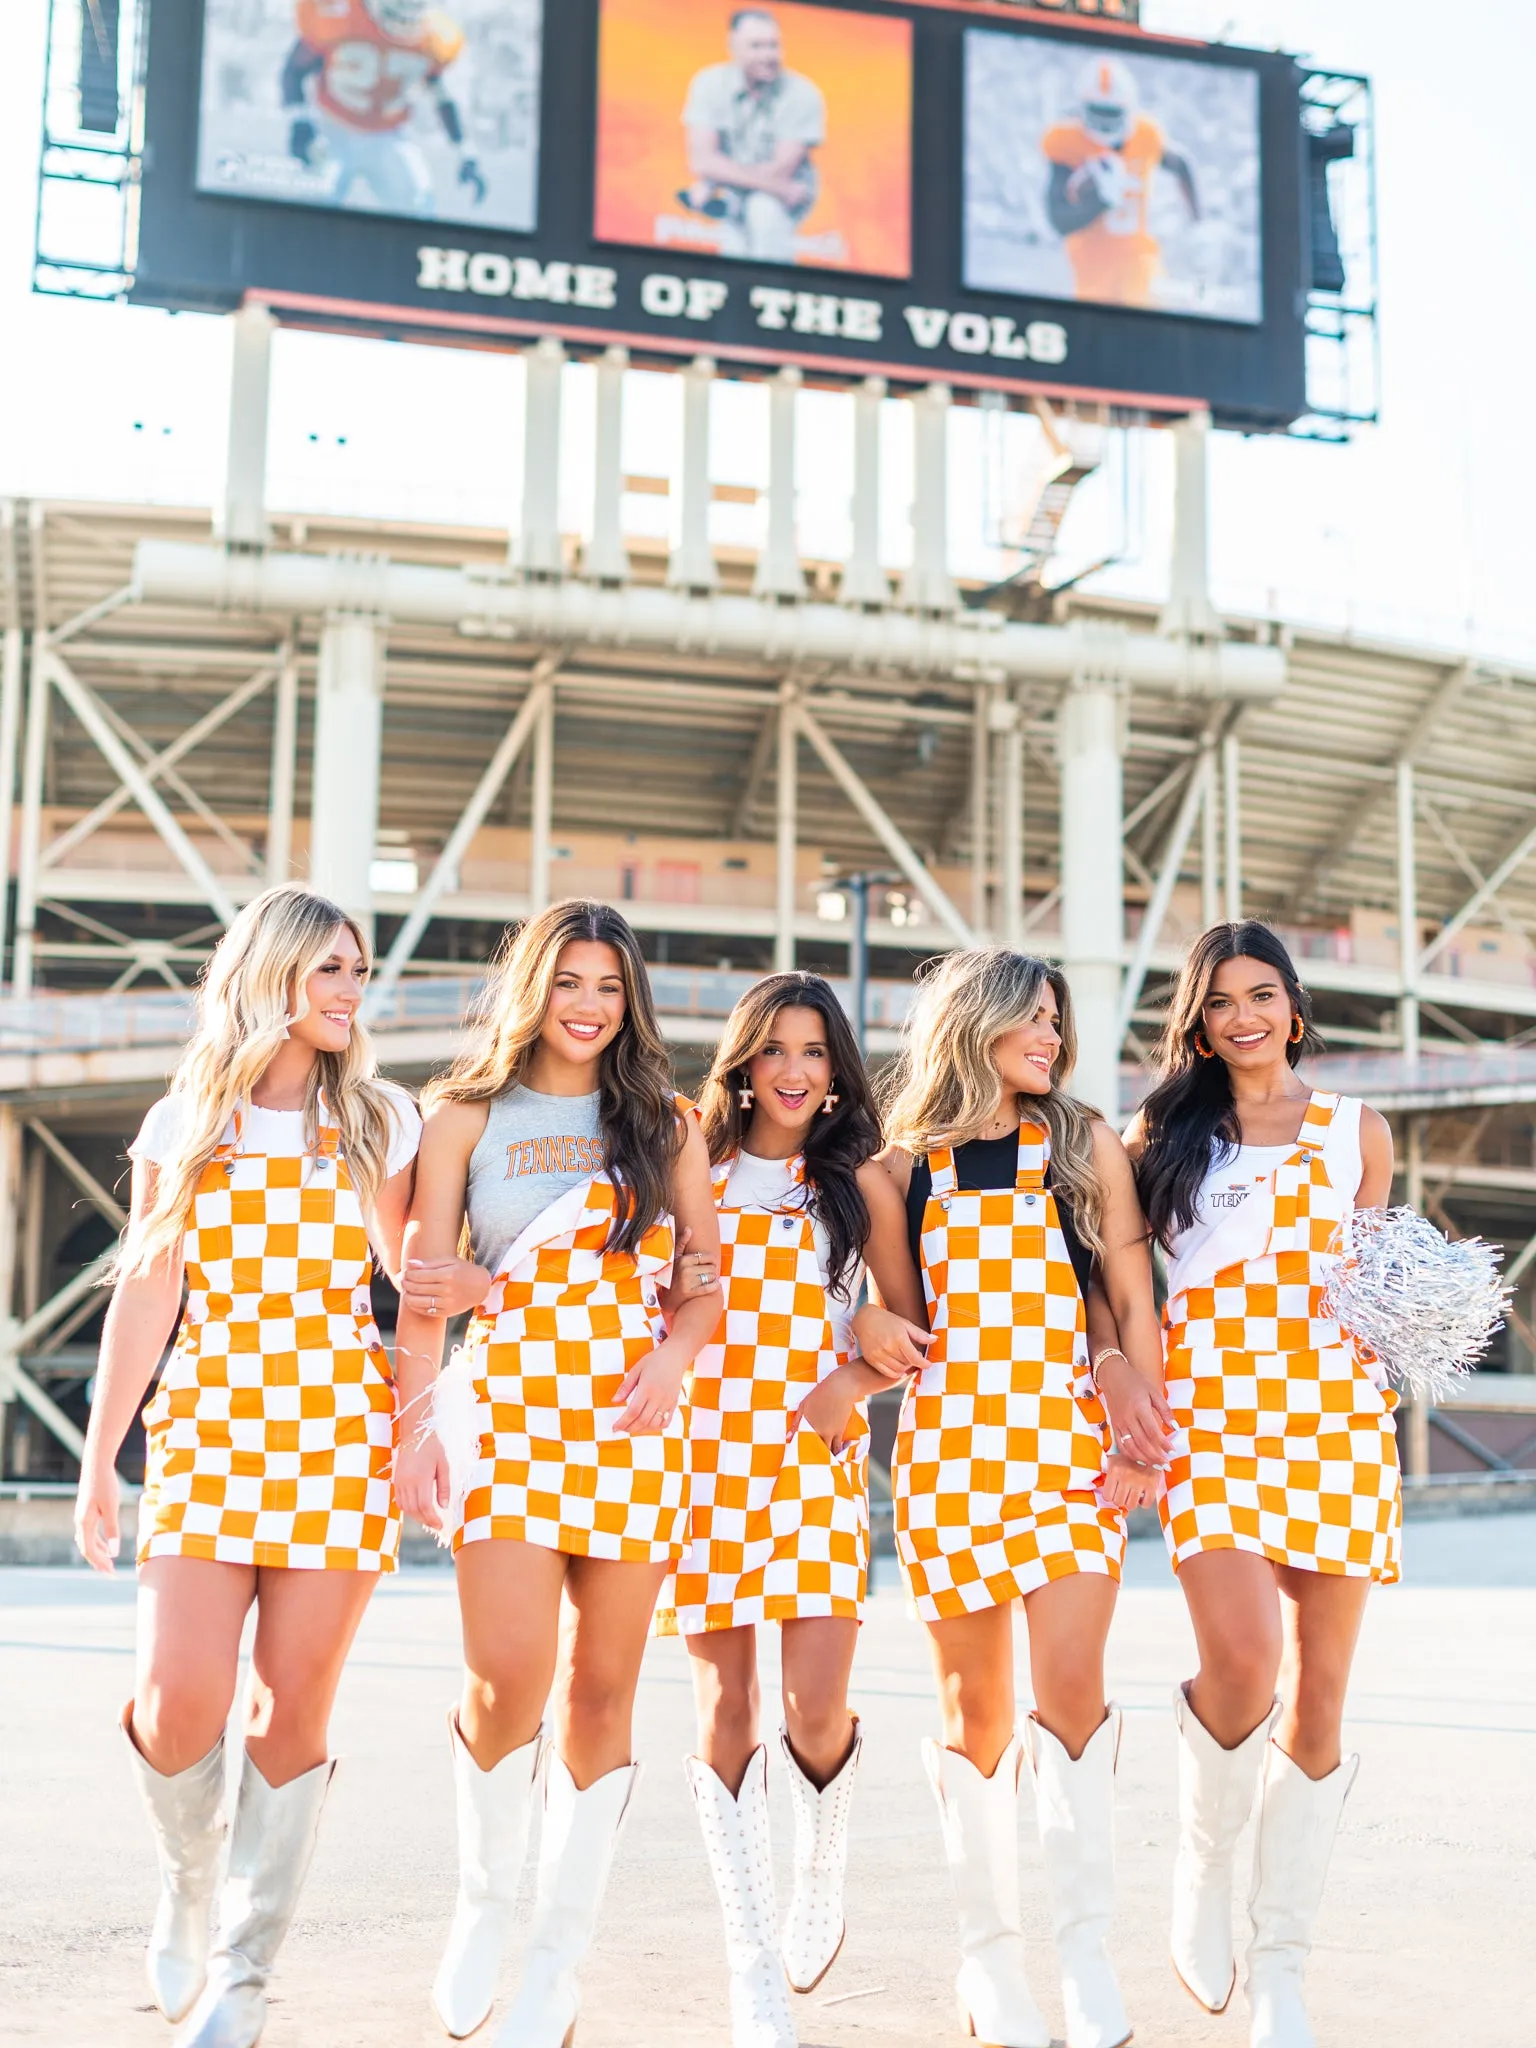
723 1151 862 1358
1164 1096 1363 1301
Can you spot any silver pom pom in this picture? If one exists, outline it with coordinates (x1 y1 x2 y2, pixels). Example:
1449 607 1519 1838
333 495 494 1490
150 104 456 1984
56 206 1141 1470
1323 1206 1513 1403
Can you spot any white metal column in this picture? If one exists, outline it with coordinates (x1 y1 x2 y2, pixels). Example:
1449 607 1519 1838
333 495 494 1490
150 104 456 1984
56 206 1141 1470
1222 731 1242 923
970 683 991 937
997 690 1025 948
841 376 888 606
1158 408 1224 642
266 637 299 885
222 302 275 549
309 613 385 926
1397 758 1420 1070
1201 749 1221 927
1058 679 1125 1114
775 685 798 972
0 628 24 980
754 366 805 601
0 1108 17 1425
669 356 718 592
12 632 50 994
585 345 629 582
517 336 566 575
529 686 555 915
901 383 956 613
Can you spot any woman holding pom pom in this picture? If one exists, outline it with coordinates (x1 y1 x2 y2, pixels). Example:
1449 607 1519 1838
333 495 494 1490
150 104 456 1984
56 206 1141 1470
1125 920 1400 2048
391 901 721 2047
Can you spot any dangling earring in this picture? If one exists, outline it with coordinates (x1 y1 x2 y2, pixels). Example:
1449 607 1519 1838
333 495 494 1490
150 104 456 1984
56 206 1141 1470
738 1080 755 1110
1290 1015 1305 1044
822 1088 839 1115
1194 1030 1215 1060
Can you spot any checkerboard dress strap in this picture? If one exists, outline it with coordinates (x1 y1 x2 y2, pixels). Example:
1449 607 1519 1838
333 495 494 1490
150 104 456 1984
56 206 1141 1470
1015 1122 1049 1193
711 1154 735 1206
928 1147 957 1200
213 1104 243 1172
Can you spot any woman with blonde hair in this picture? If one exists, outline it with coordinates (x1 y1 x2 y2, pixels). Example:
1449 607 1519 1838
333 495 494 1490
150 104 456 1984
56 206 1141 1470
657 970 927 2048
73 885 421 2048
392 899 722 2047
859 947 1171 2048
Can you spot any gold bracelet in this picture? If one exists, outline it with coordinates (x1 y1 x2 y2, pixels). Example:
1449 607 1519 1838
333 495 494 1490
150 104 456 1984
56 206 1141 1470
1091 1346 1129 1391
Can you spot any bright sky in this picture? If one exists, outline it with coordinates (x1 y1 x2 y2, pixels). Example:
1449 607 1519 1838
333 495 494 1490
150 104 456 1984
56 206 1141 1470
4 0 1533 665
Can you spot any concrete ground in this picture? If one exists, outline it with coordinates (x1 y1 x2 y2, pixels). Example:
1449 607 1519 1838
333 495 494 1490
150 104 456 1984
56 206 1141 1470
3 1519 1532 2048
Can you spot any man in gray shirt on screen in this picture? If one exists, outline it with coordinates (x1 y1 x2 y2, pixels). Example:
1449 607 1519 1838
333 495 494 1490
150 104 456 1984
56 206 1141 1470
679 8 825 262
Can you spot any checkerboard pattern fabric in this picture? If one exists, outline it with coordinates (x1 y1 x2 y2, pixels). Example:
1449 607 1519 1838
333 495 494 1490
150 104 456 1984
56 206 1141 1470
892 1126 1123 1620
1160 1093 1402 1583
138 1111 400 1573
454 1172 687 1563
658 1154 868 1637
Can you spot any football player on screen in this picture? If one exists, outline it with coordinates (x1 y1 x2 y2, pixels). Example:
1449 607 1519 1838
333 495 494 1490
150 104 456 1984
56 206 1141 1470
281 0 486 218
1044 56 1199 308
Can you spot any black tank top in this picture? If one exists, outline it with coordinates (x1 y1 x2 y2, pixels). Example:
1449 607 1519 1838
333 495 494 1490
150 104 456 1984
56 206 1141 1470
903 1132 1095 1301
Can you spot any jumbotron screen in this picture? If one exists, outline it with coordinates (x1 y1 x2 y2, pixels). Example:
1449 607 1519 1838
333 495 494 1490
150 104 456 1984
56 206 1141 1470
132 0 1315 431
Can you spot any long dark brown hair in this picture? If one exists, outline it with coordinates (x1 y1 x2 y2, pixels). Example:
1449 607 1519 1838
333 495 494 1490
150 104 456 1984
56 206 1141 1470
1135 920 1322 1248
699 972 880 1296
427 900 680 1257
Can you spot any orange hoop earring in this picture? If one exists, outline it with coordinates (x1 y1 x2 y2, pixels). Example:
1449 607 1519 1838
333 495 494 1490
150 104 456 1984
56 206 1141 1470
1290 1015 1305 1044
1194 1031 1215 1060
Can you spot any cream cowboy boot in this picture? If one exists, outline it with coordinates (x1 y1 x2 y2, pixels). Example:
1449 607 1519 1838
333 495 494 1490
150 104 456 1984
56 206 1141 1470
432 1711 542 2038
1025 1712 1131 2048
174 1751 334 2048
1170 1686 1278 2013
121 1703 228 2023
922 1736 1051 2048
1245 1744 1359 2048
687 1747 798 2048
493 1752 637 2048
779 1719 861 1994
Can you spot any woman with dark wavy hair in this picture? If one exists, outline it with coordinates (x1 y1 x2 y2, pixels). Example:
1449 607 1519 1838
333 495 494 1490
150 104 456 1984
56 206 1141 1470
1126 920 1400 2048
658 971 925 2048
391 901 723 2047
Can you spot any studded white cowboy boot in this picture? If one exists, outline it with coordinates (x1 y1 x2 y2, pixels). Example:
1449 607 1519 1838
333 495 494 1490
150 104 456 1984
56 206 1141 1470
121 1703 228 2023
432 1711 542 2038
1025 1712 1131 2048
779 1719 860 1995
174 1750 334 2048
922 1736 1051 2048
1170 1686 1279 2014
1245 1743 1359 2048
687 1747 797 2048
493 1752 638 2048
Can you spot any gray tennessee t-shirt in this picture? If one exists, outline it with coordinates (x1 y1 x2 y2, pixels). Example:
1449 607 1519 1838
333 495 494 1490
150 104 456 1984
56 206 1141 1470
466 1086 604 1275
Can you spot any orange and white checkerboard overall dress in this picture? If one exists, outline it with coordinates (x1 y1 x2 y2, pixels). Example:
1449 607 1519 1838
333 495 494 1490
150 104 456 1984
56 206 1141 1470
893 1126 1124 1620
453 1170 686 1563
138 1106 400 1572
1159 1091 1402 1582
657 1153 868 1637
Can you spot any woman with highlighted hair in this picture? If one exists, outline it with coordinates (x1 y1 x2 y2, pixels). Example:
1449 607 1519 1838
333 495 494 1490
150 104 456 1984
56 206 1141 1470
73 885 421 2048
656 971 926 2048
860 947 1169 2048
1126 921 1399 2048
391 900 722 2048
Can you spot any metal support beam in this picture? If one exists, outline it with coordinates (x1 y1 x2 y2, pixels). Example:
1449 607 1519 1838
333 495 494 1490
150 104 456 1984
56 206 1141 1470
25 1117 127 1229
267 640 299 885
374 663 559 998
0 1107 18 1412
754 365 805 601
12 632 49 993
517 335 566 575
1201 748 1220 928
901 383 956 614
1397 760 1420 1072
1222 730 1242 924
309 613 385 927
996 691 1024 947
1158 409 1225 642
970 684 991 937
1058 678 1125 1114
775 684 798 972
842 376 889 607
796 703 974 947
733 708 778 840
669 356 719 592
1420 814 1536 972
1117 752 1208 1041
529 683 555 915
0 629 23 981
585 345 629 582
222 301 275 550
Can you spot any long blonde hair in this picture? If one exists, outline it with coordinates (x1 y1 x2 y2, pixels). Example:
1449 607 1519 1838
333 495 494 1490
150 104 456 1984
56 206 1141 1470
881 947 1107 1254
426 900 680 1257
123 887 396 1275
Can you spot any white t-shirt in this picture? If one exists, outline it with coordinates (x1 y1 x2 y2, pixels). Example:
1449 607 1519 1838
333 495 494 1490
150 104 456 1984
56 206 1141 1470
130 1082 421 1181
724 1150 861 1357
682 63 826 158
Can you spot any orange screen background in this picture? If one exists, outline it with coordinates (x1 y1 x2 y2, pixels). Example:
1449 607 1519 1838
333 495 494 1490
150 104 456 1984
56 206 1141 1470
593 0 913 280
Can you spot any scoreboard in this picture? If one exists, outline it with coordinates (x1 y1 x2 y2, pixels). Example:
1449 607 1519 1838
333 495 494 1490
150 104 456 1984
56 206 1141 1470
132 0 1313 430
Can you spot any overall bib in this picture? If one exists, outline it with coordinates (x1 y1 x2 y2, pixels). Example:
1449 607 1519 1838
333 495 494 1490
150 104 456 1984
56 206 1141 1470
138 1105 399 1572
893 1125 1123 1620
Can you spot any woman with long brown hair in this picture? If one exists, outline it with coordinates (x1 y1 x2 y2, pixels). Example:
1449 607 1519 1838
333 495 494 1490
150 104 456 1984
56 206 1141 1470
862 946 1170 2048
657 971 925 2048
392 900 722 2047
72 885 421 2048
1126 921 1398 2048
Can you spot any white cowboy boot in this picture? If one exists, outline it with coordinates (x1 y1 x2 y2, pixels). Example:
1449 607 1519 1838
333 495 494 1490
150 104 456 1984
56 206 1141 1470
1025 1712 1131 2048
686 1747 797 2048
432 1711 542 2038
779 1719 860 1994
922 1736 1051 2048
1245 1744 1358 2048
174 1751 334 2048
121 1703 227 2023
1170 1686 1278 2013
493 1752 637 2048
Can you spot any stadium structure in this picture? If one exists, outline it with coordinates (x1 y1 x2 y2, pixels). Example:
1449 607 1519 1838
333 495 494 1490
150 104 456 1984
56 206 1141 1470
6 0 1535 1501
